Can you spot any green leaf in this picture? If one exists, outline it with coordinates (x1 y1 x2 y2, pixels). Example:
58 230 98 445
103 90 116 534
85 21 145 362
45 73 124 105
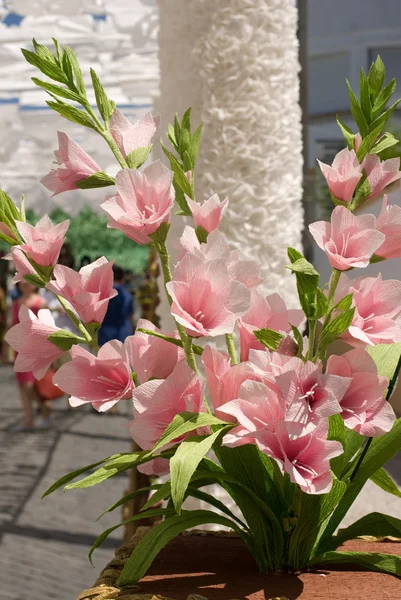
161 143 193 198
151 412 228 454
186 487 248 529
33 39 57 63
52 38 63 64
89 507 174 564
288 478 347 569
90 68 115 123
126 145 152 169
21 48 68 85
370 467 401 499
328 414 346 477
254 328 284 351
75 171 115 189
118 510 254 585
47 329 85 351
170 430 225 512
371 78 396 118
23 274 48 288
0 190 21 221
368 343 401 382
65 452 148 489
287 247 319 320
334 293 353 312
167 123 178 149
319 307 355 350
370 98 401 134
356 124 385 161
46 100 97 130
31 77 82 103
315 288 329 320
173 114 181 147
351 174 371 209
368 55 386 98
42 456 117 498
359 68 371 123
140 480 173 513
336 116 355 149
136 327 203 356
181 107 192 133
187 123 203 168
313 550 401 577
64 46 86 96
291 325 304 358
371 132 399 155
347 79 369 136
97 484 160 520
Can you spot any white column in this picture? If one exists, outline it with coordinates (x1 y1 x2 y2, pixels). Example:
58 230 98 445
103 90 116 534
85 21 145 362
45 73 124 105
156 0 303 328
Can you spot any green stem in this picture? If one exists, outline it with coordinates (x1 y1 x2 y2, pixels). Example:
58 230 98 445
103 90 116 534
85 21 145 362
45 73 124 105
314 268 342 361
55 294 99 351
155 241 198 374
225 333 238 365
306 319 316 361
102 131 129 169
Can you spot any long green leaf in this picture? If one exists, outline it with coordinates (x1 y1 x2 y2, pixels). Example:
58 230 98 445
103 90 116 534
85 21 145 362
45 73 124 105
97 484 161 520
312 550 401 577
347 79 369 136
170 430 224 512
186 487 248 529
151 412 227 454
47 100 97 130
332 512 401 549
21 48 68 84
368 343 401 382
65 452 148 490
118 510 256 585
370 467 401 499
89 507 174 564
42 456 116 498
328 414 347 477
31 77 82 103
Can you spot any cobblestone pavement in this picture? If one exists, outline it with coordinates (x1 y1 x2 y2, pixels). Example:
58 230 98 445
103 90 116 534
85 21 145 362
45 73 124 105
0 365 133 600
1 365 401 600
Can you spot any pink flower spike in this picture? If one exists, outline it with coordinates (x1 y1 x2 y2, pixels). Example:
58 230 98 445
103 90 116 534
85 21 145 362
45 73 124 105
4 247 37 284
125 318 185 384
309 205 385 270
5 306 64 380
375 196 401 259
335 273 401 347
53 341 133 412
187 194 229 233
256 421 343 494
15 214 69 267
109 109 159 159
101 161 174 245
41 132 101 196
317 148 362 203
327 349 395 436
128 362 205 450
362 154 401 200
238 289 303 361
166 252 250 337
46 257 117 325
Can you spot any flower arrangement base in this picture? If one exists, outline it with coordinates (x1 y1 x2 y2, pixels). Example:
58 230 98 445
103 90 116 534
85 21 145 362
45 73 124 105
79 527 401 600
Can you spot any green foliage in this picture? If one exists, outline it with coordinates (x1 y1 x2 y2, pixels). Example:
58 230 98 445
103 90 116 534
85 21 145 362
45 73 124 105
75 172 115 189
47 330 85 351
151 412 228 454
287 247 325 320
312 550 401 577
370 468 401 499
90 68 115 124
254 328 284 351
126 145 153 169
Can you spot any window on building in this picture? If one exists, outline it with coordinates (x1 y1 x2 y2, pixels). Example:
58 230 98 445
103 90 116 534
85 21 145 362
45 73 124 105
309 53 350 115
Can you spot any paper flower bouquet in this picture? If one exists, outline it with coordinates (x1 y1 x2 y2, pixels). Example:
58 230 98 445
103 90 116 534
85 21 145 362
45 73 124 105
3 42 401 584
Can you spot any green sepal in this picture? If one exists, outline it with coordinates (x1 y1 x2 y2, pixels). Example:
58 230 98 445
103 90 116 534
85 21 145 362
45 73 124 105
47 330 86 351
319 306 355 350
287 247 320 320
126 145 152 169
90 68 115 124
370 253 386 264
75 171 115 189
149 222 171 245
254 328 284 351
351 172 371 209
86 321 101 340
23 274 48 288
195 225 208 244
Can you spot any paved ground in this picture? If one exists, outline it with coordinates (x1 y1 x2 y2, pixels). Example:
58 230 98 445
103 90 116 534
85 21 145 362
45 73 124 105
1 364 401 600
0 365 133 600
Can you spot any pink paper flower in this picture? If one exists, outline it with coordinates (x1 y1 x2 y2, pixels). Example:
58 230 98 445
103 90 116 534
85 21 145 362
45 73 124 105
327 349 395 436
362 154 401 200
4 247 37 284
109 109 158 159
309 205 385 270
317 148 362 203
5 305 64 380
335 274 401 346
375 196 401 259
125 318 185 384
187 194 228 233
238 289 304 361
101 161 174 245
46 257 117 325
256 421 343 494
202 345 262 419
15 214 69 267
276 359 351 434
179 227 263 289
53 341 133 412
41 132 101 196
128 362 205 451
166 251 250 337
220 380 285 447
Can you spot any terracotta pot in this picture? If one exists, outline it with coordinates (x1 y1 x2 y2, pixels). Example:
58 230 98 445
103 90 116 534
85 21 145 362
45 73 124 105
81 529 401 600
